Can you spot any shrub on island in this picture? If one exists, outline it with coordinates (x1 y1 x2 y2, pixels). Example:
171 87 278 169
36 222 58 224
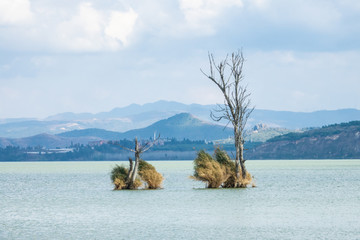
192 148 254 188
111 160 163 190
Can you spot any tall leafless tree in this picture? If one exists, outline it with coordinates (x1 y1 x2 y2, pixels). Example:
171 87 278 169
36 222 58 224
111 136 159 189
201 50 254 183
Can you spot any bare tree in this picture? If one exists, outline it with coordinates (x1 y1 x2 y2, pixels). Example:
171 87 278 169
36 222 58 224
201 50 254 184
111 136 159 189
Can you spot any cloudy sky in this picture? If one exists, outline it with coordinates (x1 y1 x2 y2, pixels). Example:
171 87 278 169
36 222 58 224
0 0 359 118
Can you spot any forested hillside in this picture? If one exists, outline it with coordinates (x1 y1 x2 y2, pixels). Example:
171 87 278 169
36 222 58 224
247 121 360 159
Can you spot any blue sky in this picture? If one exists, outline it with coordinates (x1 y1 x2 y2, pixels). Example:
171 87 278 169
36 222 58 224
0 0 359 118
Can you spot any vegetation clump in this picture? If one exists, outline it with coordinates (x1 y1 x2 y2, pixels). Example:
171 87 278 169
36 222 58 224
138 160 164 189
192 148 254 188
111 165 127 190
111 165 142 190
111 161 163 190
192 150 229 188
110 137 163 190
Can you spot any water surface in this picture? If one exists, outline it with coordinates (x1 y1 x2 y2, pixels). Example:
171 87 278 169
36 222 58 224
1 160 359 239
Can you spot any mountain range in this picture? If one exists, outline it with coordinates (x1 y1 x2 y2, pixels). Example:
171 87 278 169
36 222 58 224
0 113 294 148
0 113 233 148
1 113 359 159
58 113 234 140
0 100 359 139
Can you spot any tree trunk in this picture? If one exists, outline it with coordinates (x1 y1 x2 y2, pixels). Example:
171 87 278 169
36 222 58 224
126 157 134 185
239 143 247 179
129 152 140 189
126 138 140 189
235 142 240 180
235 128 248 186
234 129 241 180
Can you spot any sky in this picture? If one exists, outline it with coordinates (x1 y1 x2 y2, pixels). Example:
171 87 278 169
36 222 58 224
0 0 359 118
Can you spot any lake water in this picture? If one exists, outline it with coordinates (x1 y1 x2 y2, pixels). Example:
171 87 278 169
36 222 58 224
0 160 359 239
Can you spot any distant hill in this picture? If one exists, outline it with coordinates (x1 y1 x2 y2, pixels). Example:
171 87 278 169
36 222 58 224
57 113 233 141
246 121 360 159
120 113 233 140
45 101 360 130
0 120 83 138
0 133 101 148
245 123 297 142
2 119 360 160
0 101 214 138
55 117 297 143
0 100 359 138
57 128 122 140
58 116 295 143
0 113 234 148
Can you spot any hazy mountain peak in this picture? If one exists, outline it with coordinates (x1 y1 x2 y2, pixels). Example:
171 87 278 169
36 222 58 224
118 112 232 140
22 133 56 140
157 113 209 127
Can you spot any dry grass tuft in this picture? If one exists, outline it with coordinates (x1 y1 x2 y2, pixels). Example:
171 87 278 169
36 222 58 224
110 161 163 190
138 160 164 189
132 178 143 189
113 177 126 190
192 148 254 188
192 150 230 188
214 147 232 166
110 164 143 190
111 165 128 190
139 169 163 189
237 171 253 188
222 168 254 188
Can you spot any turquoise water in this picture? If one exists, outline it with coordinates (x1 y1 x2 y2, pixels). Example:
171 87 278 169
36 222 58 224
1 160 359 239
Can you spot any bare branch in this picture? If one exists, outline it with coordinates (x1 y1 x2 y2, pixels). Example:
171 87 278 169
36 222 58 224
140 134 161 153
109 141 135 153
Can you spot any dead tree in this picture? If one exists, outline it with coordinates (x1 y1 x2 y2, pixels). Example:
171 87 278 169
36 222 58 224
112 136 159 189
201 50 254 184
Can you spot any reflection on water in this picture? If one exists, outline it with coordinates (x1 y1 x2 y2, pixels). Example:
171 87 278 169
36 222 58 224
1 160 360 239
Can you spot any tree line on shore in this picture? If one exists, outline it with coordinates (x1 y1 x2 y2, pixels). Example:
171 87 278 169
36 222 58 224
0 139 262 161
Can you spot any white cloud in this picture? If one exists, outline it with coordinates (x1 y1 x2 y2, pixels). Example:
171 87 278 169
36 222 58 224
0 0 358 52
0 0 33 25
179 0 243 34
105 9 138 47
55 3 138 51
0 1 138 52
56 2 105 51
1 0 360 118
250 0 269 9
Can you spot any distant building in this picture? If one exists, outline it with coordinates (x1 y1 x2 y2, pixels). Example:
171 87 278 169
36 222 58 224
88 140 107 146
27 148 74 154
